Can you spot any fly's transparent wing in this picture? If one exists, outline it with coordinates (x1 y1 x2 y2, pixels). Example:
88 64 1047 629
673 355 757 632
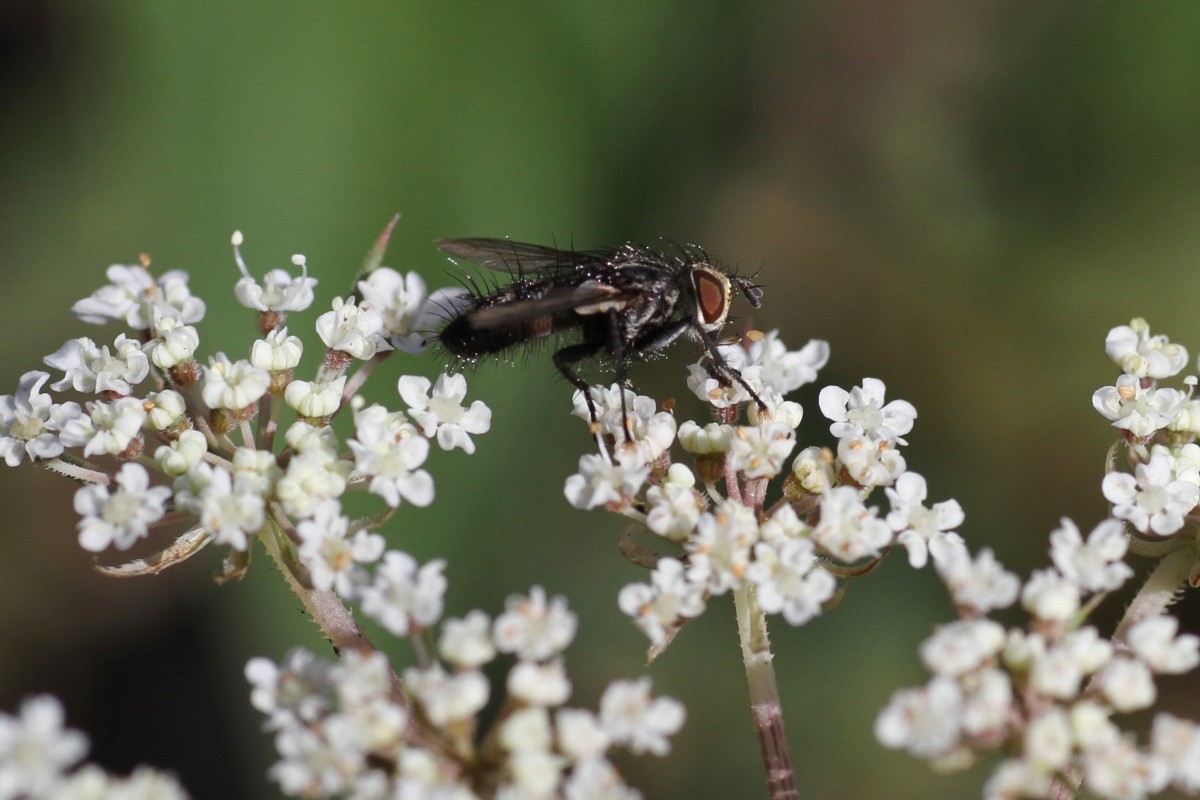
436 237 618 275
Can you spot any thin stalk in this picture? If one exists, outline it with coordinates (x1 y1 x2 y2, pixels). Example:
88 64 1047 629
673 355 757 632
733 581 799 800
1111 545 1196 645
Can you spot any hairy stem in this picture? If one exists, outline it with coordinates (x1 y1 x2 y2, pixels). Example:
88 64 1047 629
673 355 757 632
734 581 799 800
1111 545 1197 646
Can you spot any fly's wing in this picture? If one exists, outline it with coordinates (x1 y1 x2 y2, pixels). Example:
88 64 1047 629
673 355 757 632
436 237 620 275
462 281 632 330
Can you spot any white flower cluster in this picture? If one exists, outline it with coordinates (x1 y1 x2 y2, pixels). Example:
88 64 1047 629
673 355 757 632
1094 319 1200 535
246 587 683 799
0 694 189 799
561 330 966 649
875 319 1200 799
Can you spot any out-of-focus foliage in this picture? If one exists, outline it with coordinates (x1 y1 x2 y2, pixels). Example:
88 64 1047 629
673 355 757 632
1 3 1198 797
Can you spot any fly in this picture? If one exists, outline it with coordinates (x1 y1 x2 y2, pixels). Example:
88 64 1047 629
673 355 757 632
433 237 766 441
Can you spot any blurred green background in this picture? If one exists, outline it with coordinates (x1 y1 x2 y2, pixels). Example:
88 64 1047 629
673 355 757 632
2 3 1199 798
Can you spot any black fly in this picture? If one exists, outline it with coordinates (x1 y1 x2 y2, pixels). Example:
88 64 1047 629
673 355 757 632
434 238 766 442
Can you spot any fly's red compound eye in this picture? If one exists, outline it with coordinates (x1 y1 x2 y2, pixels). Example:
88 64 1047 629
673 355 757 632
692 268 731 327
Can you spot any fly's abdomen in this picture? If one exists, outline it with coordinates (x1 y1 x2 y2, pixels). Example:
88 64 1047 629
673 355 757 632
438 284 578 360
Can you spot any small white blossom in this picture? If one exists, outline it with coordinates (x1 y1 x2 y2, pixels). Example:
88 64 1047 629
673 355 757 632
1127 616 1200 674
143 389 187 431
643 480 703 541
1021 568 1081 623
1024 708 1073 773
493 587 578 662
72 263 205 328
885 472 966 569
202 353 270 410
562 757 639 800
251 327 304 372
296 500 384 597
744 332 829 395
275 447 350 519
598 679 684 757
1098 657 1156 712
875 676 963 758
232 233 318 313
686 345 763 409
1029 627 1112 700
556 710 610 762
143 313 200 370
74 463 170 552
984 760 1053 800
836 433 907 487
347 402 433 509
819 378 916 444
245 649 334 728
811 486 893 563
726 422 795 479
1102 450 1199 535
0 371 81 466
174 462 265 550
686 500 760 594
1105 319 1189 379
155 428 208 476
563 452 648 511
44 334 149 395
676 420 733 454
1093 374 1187 438
1049 517 1133 592
399 373 492 454
59 397 146 457
960 667 1012 737
935 546 1020 614
746 537 836 626
789 446 836 494
358 268 465 353
918 619 1006 677
572 385 676 461
359 552 447 635
403 666 489 727
284 376 346 419
618 557 707 644
1151 714 1200 793
316 296 392 360
1081 727 1169 800
508 660 572 707
0 695 89 798
231 447 282 497
438 611 497 669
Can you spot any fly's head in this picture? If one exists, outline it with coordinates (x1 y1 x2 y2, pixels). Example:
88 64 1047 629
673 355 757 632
689 266 763 334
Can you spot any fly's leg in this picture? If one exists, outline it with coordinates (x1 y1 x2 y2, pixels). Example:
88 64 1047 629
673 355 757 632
603 309 635 443
553 337 605 436
693 324 767 412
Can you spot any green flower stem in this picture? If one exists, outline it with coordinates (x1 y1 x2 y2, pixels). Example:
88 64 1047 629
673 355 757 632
1111 544 1197 645
733 581 799 800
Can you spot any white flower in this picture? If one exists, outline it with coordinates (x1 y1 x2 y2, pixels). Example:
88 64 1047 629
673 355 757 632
618 557 707 644
1151 714 1200 793
1029 627 1112 700
686 345 763 409
232 233 318 312
726 422 795 479
556 710 610 761
1098 657 1156 712
885 472 965 569
284 376 346 419
58 397 146 458
399 373 492 454
573 384 677 458
74 463 170 552
811 486 893 562
438 611 497 669
598 679 684 756
1093 374 1187 438
347 402 434 509
508 660 572 707
202 353 270 410
875 676 963 758
1102 450 1199 535
143 390 187 431
0 371 81 466
1021 568 1081 623
1105 319 1189 379
296 500 384 597
493 587 578 662
934 546 1020 614
562 757 638 800
0 695 89 798
360 552 447 635
643 479 703 541
316 296 392 360
1024 708 1073 773
919 619 1006 677
357 268 464 353
960 667 1013 737
676 420 733 454
744 332 830 395
1127 616 1200 674
746 538 836 626
72 263 205 328
686 499 760 594
245 649 333 728
403 666 489 727
563 451 648 510
44 334 149 395
155 428 208 476
836 433 907 487
790 446 836 494
173 462 265 550
819 378 916 444
1081 727 1169 800
251 327 304 372
275 447 350 519
1049 517 1133 593
143 313 200 370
